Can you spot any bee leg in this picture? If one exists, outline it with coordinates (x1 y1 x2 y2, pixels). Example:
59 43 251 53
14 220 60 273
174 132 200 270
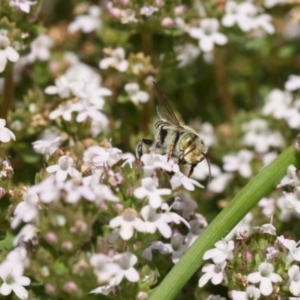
187 164 196 178
167 132 180 161
136 139 154 159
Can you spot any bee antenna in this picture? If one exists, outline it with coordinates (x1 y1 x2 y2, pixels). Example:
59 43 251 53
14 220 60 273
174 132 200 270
202 153 212 185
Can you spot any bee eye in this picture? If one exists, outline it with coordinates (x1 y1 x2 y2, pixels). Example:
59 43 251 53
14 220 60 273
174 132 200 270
179 133 195 150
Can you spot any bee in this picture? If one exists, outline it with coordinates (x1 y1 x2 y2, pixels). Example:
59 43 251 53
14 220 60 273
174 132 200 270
136 82 211 179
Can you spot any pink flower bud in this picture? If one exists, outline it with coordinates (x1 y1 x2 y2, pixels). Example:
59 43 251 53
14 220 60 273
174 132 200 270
45 284 55 294
62 241 73 251
155 0 163 6
243 251 252 261
174 5 185 15
162 17 174 28
64 281 77 293
45 232 57 244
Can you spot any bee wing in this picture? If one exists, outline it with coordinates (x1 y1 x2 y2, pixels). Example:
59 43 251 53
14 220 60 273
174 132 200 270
153 82 180 127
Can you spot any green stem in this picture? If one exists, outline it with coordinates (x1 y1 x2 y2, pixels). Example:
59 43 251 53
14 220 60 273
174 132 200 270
149 145 300 300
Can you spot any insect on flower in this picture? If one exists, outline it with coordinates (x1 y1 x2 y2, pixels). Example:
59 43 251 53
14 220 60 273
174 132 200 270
136 82 211 179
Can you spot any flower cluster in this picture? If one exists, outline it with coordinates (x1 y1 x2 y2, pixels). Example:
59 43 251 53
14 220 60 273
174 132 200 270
200 222 300 298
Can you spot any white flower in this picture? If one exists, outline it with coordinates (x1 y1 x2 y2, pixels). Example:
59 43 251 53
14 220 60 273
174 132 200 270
26 34 53 63
30 175 62 203
258 197 275 217
161 202 190 229
68 5 101 33
189 18 228 52
11 189 40 229
288 265 300 296
163 233 187 263
171 194 198 219
231 285 261 300
140 6 158 17
247 262 282 296
49 101 77 121
99 47 128 72
142 241 171 261
83 145 122 168
9 0 36 13
285 75 300 91
222 1 257 32
46 155 81 181
0 119 16 143
208 172 233 193
277 236 300 265
0 261 30 299
90 285 115 295
264 0 286 8
90 254 120 284
185 218 206 247
203 240 234 264
223 149 253 178
242 119 284 153
44 75 73 98
262 89 292 119
284 100 300 129
13 224 37 246
170 164 204 191
0 33 20 73
175 43 200 68
32 136 62 156
109 208 146 240
140 205 172 238
279 165 300 187
253 14 275 34
199 261 226 287
124 83 149 104
62 179 95 203
110 252 140 286
134 177 171 209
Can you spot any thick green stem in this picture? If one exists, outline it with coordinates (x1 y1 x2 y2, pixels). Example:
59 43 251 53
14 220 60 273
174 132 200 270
149 145 300 300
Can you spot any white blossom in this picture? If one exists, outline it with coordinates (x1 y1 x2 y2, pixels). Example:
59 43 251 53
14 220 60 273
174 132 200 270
203 240 234 264
26 34 54 63
110 252 140 286
199 261 226 287
285 75 300 91
223 149 253 178
288 265 300 296
175 43 200 68
90 254 120 285
231 285 261 300
189 18 228 52
0 119 16 143
11 189 40 229
134 177 171 209
163 233 188 263
142 241 171 261
140 205 172 238
46 155 81 182
0 32 19 73
140 6 158 17
109 208 146 240
0 260 30 299
68 6 101 33
9 0 36 13
247 262 282 296
99 47 128 72
124 82 149 104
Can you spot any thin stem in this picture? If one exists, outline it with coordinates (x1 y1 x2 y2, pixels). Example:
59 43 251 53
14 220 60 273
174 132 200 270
1 64 14 120
149 145 300 300
213 47 234 122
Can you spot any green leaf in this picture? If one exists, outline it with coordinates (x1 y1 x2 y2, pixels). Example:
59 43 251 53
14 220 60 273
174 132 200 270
149 146 300 300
